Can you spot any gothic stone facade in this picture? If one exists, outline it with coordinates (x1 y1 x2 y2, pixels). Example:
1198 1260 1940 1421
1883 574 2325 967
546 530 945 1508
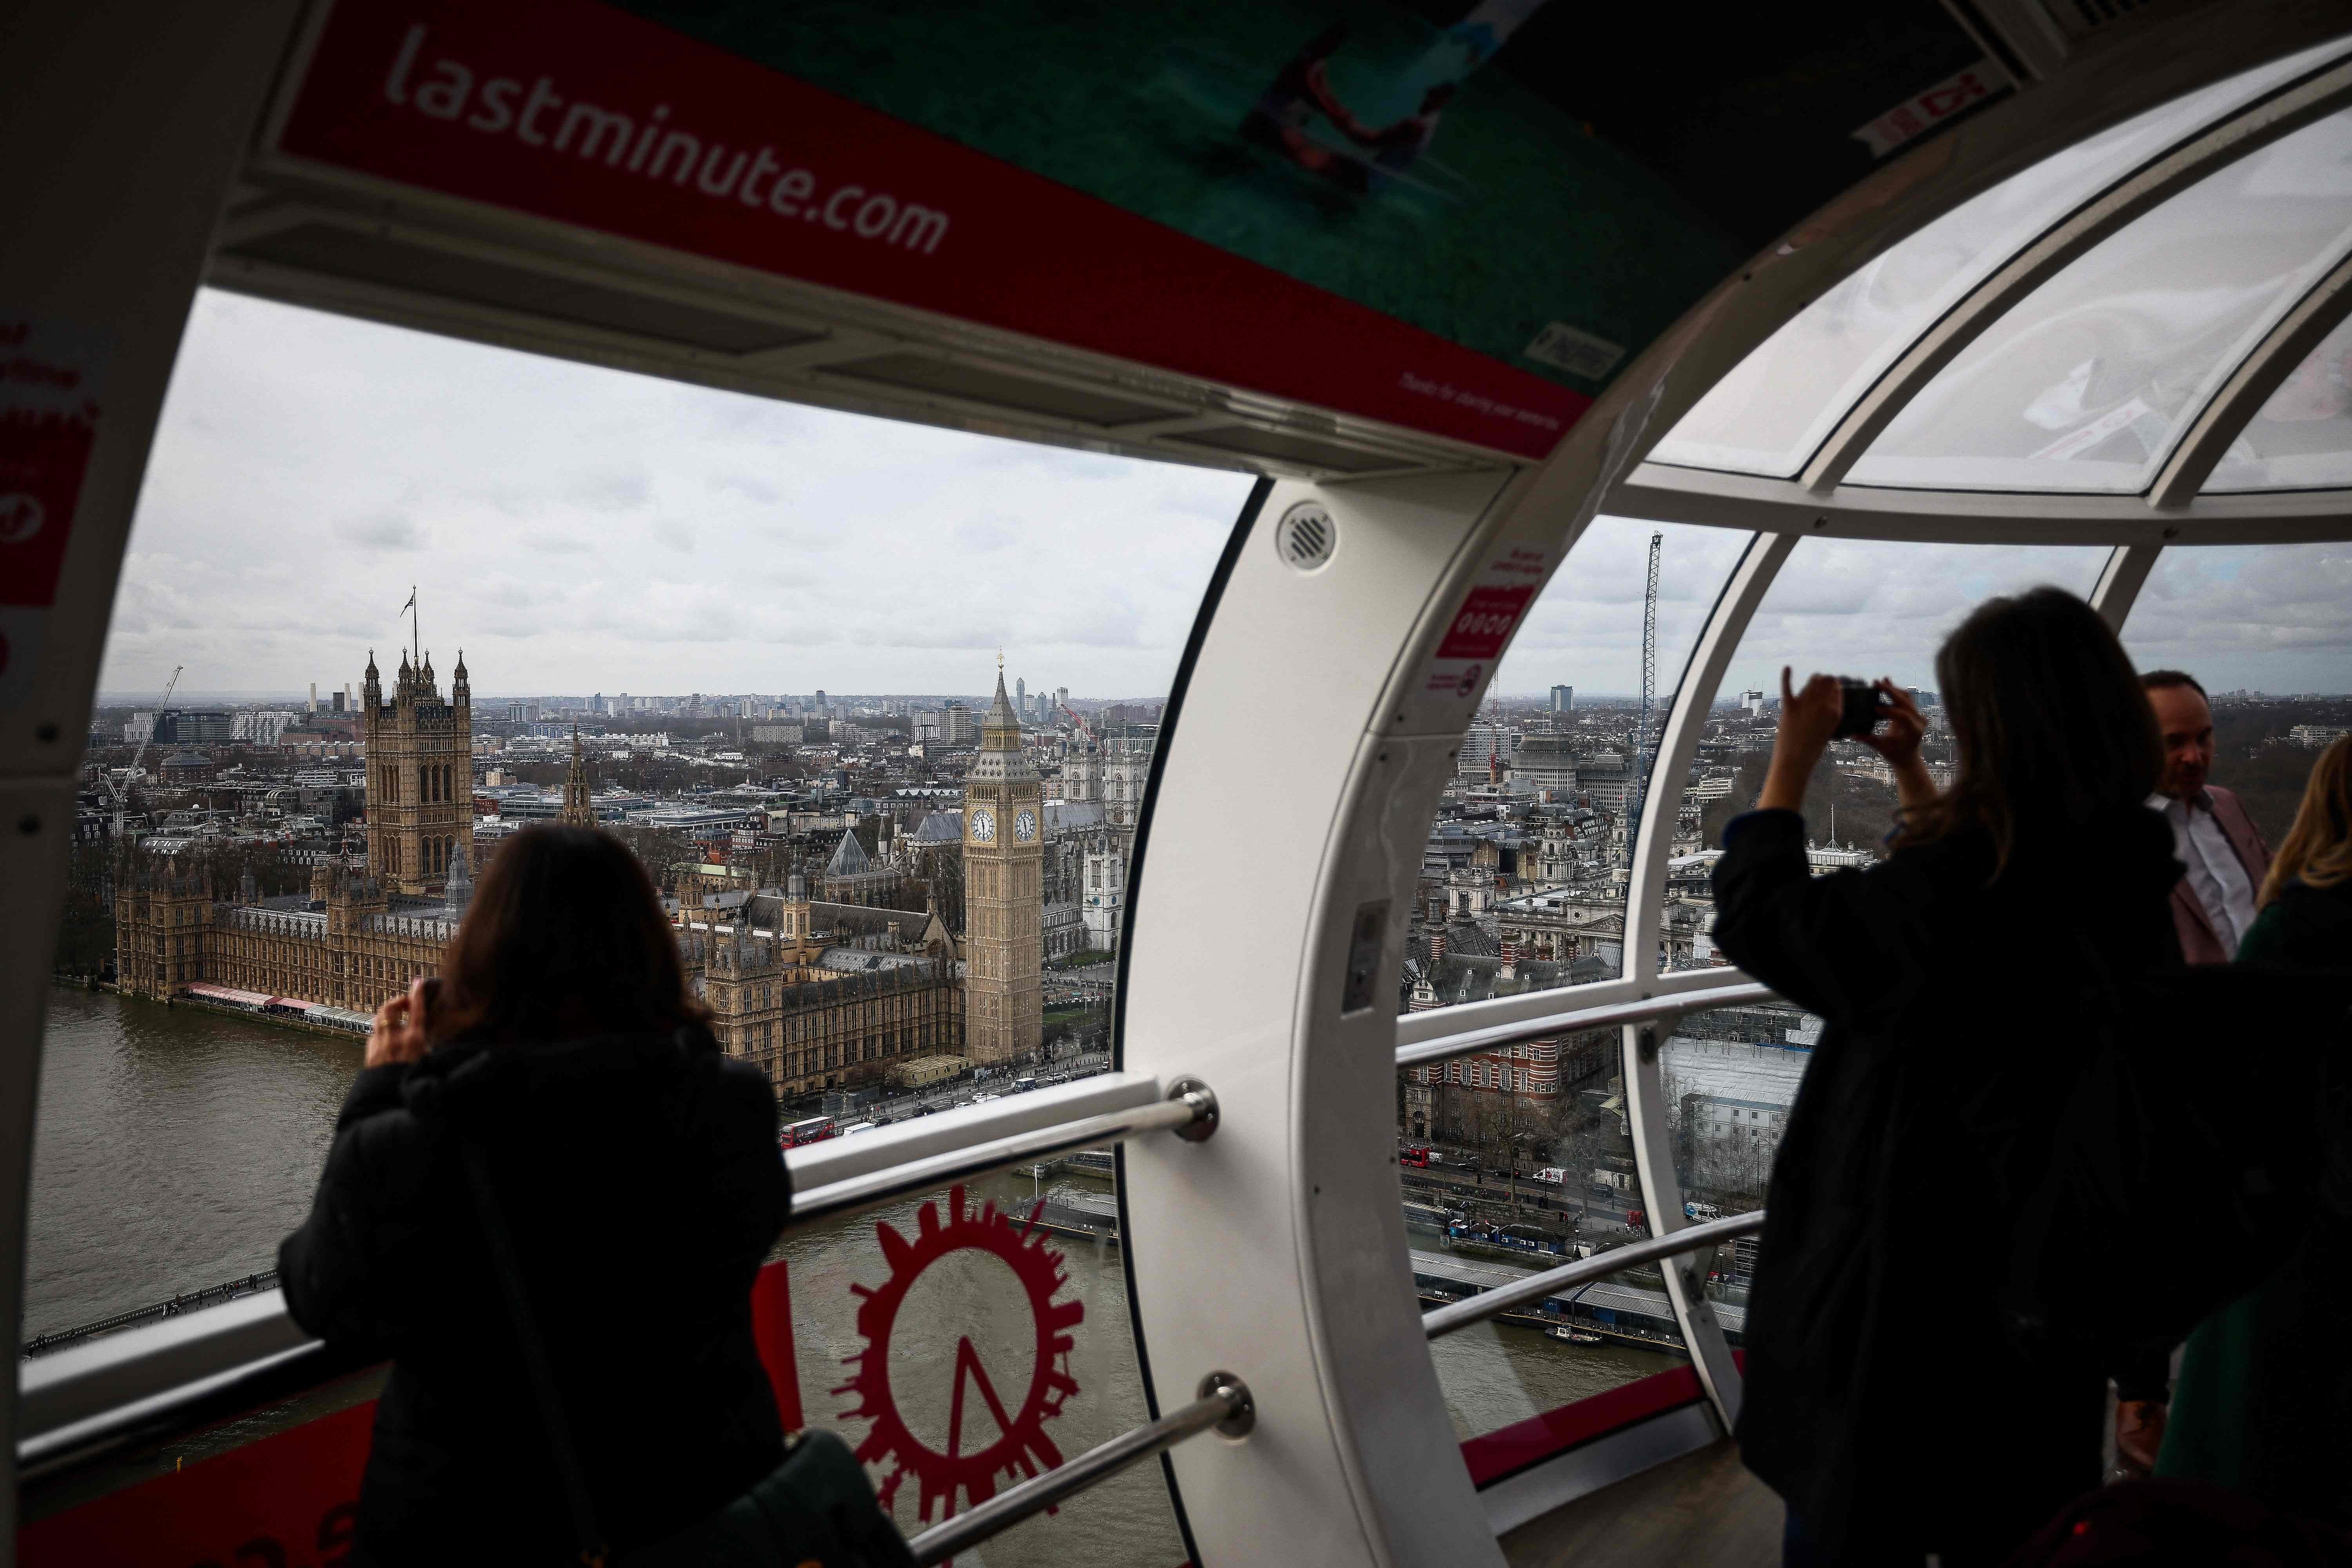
363 648 473 895
690 925 964 1100
116 861 455 1009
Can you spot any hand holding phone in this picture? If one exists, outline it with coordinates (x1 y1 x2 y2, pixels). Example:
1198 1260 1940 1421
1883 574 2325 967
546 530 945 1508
365 976 438 1069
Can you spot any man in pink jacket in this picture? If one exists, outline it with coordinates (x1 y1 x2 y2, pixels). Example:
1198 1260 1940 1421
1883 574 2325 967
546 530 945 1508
2144 670 2272 965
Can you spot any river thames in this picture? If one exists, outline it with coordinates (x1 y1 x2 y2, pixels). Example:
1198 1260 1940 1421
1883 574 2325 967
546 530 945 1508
32 986 1678 1561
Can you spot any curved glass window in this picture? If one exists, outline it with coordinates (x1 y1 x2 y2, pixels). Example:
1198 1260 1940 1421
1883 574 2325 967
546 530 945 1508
1647 38 2352 480
1403 1032 1686 1439
2203 317 2352 492
1660 540 2109 1286
2120 543 2352 844
1702 537 2110 864
782 1172 1187 1561
1401 518 1747 1019
1848 107 2352 494
38 289 1249 1558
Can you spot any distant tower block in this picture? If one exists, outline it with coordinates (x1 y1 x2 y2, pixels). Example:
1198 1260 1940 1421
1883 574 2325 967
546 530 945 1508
361 642 473 896
963 661 1044 1065
1550 684 1573 713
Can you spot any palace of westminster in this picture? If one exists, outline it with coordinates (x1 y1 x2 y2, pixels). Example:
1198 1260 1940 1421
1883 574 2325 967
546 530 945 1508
116 647 1062 1099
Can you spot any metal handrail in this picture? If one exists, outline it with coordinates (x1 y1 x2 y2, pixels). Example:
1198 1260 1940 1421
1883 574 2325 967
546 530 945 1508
907 1372 1254 1566
1395 982 1777 1071
789 1081 1216 1223
1422 1210 1765 1339
18 1084 1218 1471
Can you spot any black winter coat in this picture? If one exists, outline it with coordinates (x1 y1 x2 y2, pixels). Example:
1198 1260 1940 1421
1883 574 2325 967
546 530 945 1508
1711 806 2184 1565
279 1026 791 1564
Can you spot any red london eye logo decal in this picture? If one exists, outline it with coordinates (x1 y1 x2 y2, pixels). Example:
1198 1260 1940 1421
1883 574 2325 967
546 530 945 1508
835 1185 1083 1524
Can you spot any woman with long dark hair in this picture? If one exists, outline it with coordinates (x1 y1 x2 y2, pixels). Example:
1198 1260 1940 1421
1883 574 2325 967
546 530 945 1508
1711 588 2181 1564
279 824 791 1562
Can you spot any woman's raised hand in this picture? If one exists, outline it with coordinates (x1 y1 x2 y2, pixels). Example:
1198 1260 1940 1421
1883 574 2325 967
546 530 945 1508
1861 678 1926 766
364 977 435 1070
1757 669 1844 814
1779 668 1846 754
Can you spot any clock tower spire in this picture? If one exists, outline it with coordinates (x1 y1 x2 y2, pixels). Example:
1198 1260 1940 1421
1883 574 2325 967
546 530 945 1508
964 661 1042 1065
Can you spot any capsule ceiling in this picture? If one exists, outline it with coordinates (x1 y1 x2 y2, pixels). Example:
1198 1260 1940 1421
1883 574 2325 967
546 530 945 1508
1645 35 2352 517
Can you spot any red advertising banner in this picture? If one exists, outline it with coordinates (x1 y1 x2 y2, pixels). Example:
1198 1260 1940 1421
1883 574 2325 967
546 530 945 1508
269 0 1586 459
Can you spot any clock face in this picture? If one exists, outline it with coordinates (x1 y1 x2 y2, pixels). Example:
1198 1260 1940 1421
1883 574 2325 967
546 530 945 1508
1015 810 1037 841
970 808 996 843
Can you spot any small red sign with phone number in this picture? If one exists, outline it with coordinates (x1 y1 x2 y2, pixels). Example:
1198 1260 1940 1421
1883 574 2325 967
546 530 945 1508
1435 584 1537 661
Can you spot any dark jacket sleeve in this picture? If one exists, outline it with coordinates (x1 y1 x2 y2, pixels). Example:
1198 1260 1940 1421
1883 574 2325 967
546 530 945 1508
278 1064 430 1350
1711 809 1931 1025
706 1057 791 1265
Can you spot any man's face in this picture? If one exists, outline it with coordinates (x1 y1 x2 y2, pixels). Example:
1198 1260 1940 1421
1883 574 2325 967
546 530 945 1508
2149 683 2215 800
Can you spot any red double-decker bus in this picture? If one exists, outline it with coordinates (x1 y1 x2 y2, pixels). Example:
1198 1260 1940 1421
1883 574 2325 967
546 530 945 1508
779 1116 838 1150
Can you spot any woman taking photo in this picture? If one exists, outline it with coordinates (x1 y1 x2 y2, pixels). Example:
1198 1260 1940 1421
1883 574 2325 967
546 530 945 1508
279 824 791 1563
2158 732 2352 1518
1711 588 2181 1566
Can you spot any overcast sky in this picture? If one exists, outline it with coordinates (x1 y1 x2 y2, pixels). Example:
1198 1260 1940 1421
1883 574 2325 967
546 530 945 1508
103 291 1255 703
1500 523 2351 701
104 291 2349 706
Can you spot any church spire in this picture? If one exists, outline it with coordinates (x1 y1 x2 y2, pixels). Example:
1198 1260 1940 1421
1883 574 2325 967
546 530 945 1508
561 725 595 828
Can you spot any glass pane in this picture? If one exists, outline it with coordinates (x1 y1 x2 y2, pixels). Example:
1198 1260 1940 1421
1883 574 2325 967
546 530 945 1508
38 287 1249 1545
1404 1028 1690 1445
1405 518 1748 1024
1664 1001 1811 1234
1648 38 2352 479
1848 108 2352 494
1704 539 2110 868
2120 543 2352 843
783 1172 1185 1562
2203 316 2352 491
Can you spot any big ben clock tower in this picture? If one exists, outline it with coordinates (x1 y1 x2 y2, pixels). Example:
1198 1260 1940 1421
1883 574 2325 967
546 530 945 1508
964 659 1043 1065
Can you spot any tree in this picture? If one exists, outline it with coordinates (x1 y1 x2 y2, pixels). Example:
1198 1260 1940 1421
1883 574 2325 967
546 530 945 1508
1699 747 1904 851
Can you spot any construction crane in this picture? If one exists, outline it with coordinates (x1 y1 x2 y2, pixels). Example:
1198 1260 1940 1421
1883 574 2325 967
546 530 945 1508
104 663 182 840
1624 531 1662 860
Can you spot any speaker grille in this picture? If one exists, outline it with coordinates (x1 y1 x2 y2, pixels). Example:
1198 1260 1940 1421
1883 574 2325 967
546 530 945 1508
1276 503 1336 572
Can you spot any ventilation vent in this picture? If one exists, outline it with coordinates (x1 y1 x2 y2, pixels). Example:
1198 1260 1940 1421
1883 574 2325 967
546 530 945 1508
2047 0 2158 38
1275 502 1336 573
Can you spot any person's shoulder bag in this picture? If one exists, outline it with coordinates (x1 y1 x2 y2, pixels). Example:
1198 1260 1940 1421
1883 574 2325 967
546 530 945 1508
459 1140 917 1568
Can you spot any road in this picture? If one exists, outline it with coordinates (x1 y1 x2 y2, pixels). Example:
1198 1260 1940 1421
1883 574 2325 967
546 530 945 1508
840 1049 1116 1126
1402 1164 1645 1233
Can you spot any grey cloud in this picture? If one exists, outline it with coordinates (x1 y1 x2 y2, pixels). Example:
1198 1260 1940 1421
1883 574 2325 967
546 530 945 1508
566 471 653 512
952 517 1017 553
334 512 428 550
96 291 1258 695
713 474 780 503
